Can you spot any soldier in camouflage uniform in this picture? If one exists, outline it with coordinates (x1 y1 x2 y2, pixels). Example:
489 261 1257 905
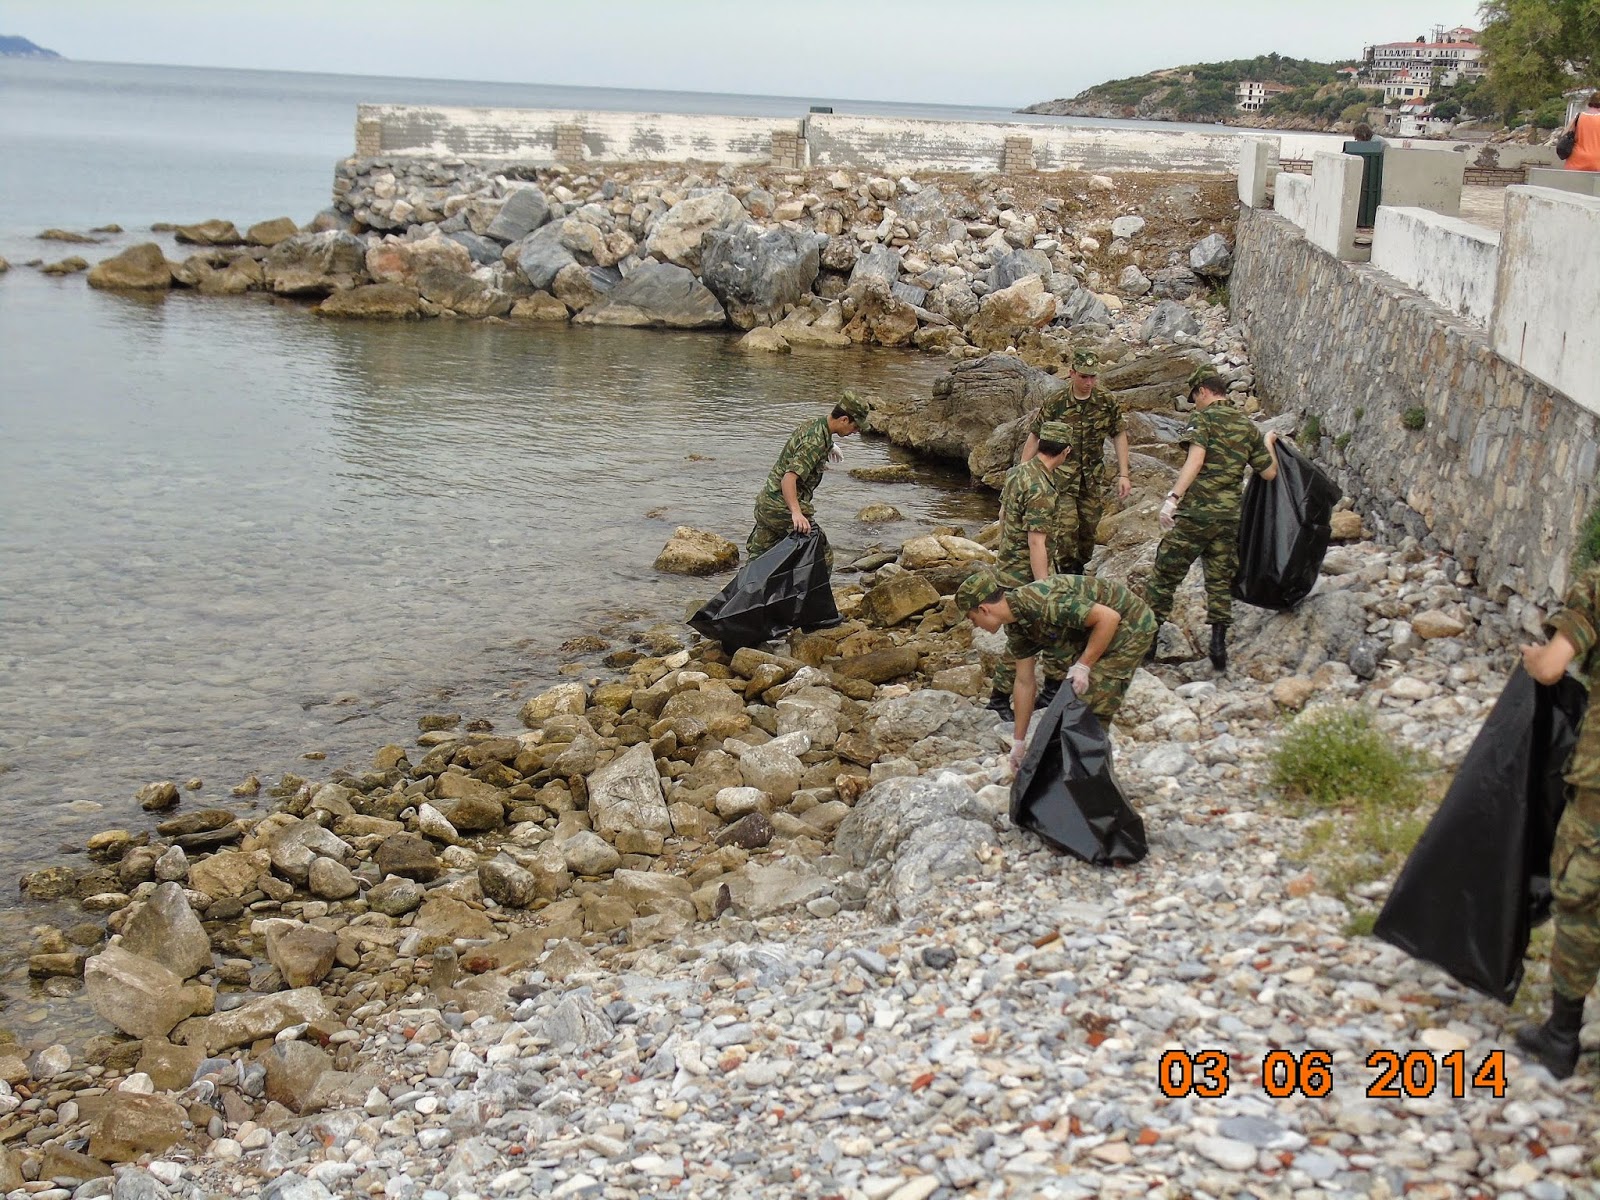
987 421 1074 716
1021 348 1131 575
1515 562 1600 1079
1141 372 1279 672
747 392 868 573
957 566 1157 772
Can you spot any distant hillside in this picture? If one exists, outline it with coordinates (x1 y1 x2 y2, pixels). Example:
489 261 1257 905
1 35 62 59
1022 54 1366 126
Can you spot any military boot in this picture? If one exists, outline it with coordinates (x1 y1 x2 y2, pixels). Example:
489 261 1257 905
1209 623 1228 673
1515 992 1585 1079
985 691 1014 723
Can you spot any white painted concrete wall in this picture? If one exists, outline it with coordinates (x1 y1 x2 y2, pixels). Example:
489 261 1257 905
803 113 1248 173
1305 153 1363 260
1381 148 1466 216
360 104 797 162
1275 173 1312 228
1238 138 1278 207
1371 206 1501 325
1491 187 1600 416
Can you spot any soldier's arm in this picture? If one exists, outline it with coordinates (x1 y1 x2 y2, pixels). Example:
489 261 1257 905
1077 604 1122 670
1012 654 1040 745
1256 430 1280 482
1113 430 1131 494
1028 531 1050 581
1524 571 1600 683
1020 431 1041 464
780 473 809 532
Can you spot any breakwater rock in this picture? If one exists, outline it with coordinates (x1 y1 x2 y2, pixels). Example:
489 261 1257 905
72 164 1238 358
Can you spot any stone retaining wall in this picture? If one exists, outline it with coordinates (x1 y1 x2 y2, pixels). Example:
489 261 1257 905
1232 205 1597 610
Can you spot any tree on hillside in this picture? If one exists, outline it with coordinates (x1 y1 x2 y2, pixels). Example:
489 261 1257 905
1478 0 1600 115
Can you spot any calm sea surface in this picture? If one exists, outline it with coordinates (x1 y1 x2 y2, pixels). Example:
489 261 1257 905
0 59 1240 1034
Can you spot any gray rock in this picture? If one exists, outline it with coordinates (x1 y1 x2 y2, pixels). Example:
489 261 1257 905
987 248 1053 291
559 829 622 876
485 187 550 243
445 230 504 266
586 742 672 839
1141 299 1200 343
574 261 726 329
261 1176 336 1200
644 191 747 269
509 222 576 291
478 855 539 908
119 882 211 980
1190 232 1234 277
367 875 425 916
699 224 822 329
1349 636 1383 680
1233 590 1368 677
1117 264 1152 297
1111 215 1146 239
112 1170 174 1200
84 946 198 1039
263 232 369 296
1052 279 1112 328
849 244 902 286
307 856 360 900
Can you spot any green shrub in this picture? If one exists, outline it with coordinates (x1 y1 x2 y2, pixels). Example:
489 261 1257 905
1577 500 1600 573
1300 414 1322 444
1334 432 1351 451
1401 407 1426 431
1353 405 1366 421
1533 97 1569 130
1272 705 1421 810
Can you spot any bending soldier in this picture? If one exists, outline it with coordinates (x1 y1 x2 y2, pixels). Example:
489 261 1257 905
1142 371 1279 672
957 568 1157 772
747 391 867 573
1515 561 1600 1079
987 420 1073 720
1020 348 1130 575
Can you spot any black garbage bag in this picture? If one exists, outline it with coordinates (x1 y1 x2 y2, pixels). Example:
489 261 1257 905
687 532 839 652
1374 667 1588 1003
1010 687 1146 866
1231 438 1342 611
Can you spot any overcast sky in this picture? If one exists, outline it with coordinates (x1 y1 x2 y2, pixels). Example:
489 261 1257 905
6 0 1484 106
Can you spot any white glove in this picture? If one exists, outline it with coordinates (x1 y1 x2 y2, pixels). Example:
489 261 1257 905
828 439 844 465
1068 661 1092 695
1159 494 1179 531
1008 737 1026 773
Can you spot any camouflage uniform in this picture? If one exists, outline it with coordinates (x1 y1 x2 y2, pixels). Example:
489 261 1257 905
748 414 838 571
1029 368 1122 574
991 453 1062 694
1002 574 1157 725
1142 403 1273 627
1545 565 1600 1002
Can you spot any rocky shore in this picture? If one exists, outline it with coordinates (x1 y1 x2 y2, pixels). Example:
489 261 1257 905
25 163 1237 361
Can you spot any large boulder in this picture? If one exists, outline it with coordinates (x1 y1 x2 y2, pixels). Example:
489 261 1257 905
1052 278 1113 327
119 882 211 980
265 925 338 988
699 224 822 329
834 774 997 918
316 282 421 319
871 352 1058 471
508 222 576 291
849 244 902 286
966 275 1058 351
365 234 473 285
574 262 725 329
416 267 514 318
587 743 672 840
985 248 1053 291
655 527 739 575
173 988 336 1055
1098 345 1212 413
839 277 918 347
1231 590 1368 680
551 261 621 310
86 243 173 291
445 230 505 266
247 216 300 247
1141 299 1201 343
264 232 369 296
644 192 747 270
485 187 551 243
88 1093 188 1162
84 946 203 1039
174 219 243 246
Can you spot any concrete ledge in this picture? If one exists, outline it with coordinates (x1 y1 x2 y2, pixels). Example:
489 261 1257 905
1527 167 1600 197
1371 206 1500 325
1381 147 1466 216
1305 153 1364 261
1492 186 1600 416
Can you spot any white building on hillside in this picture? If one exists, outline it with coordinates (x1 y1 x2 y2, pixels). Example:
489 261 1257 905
1364 29 1484 89
1383 68 1434 102
1236 80 1293 112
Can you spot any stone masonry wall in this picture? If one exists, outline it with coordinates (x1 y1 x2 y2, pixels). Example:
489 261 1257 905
1232 205 1598 613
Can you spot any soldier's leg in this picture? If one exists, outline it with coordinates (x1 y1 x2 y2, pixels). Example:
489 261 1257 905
1083 611 1157 725
1141 520 1203 628
986 566 1033 705
1549 789 1600 1003
1049 499 1080 578
1199 515 1240 627
814 524 834 574
746 507 789 562
1074 492 1104 575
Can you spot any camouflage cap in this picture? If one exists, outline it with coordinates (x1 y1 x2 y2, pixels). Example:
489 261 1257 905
955 568 1003 614
836 390 869 424
1071 348 1101 374
1187 364 1220 390
1038 420 1074 445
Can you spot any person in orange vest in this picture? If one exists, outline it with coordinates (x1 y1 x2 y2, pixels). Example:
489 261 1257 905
1564 92 1600 173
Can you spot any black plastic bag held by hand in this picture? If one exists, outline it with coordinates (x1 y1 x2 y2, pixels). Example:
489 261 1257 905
1010 687 1146 866
688 532 839 652
1374 667 1588 1004
1232 438 1342 611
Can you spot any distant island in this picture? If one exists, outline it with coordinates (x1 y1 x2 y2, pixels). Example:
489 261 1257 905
1 35 62 59
1021 54 1379 132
